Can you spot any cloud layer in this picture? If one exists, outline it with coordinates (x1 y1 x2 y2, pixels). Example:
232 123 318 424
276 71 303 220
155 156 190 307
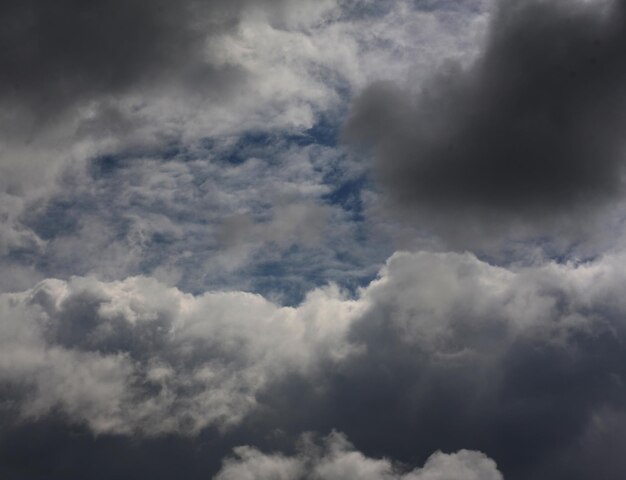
3 249 626 477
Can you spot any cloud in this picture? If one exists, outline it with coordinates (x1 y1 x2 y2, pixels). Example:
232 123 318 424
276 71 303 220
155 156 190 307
4 248 626 477
0 275 359 435
215 431 503 480
1 0 482 132
0 0 486 268
247 250 626 479
0 0 244 261
0 0 281 122
345 0 626 247
6 2 626 479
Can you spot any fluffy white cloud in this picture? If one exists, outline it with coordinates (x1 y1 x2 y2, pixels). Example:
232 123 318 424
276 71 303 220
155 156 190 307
215 431 503 480
0 276 361 435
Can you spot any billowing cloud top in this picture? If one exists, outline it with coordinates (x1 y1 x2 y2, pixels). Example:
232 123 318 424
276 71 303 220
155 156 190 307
0 275 358 435
215 431 503 480
4 250 626 478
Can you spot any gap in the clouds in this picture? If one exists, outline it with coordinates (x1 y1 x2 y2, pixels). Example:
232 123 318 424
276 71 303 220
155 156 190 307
334 0 396 21
302 113 342 147
413 0 485 14
322 175 368 222
240 243 380 306
31 113 612 306
25 198 81 242
91 154 123 177
473 235 604 271
17 117 392 306
204 113 343 167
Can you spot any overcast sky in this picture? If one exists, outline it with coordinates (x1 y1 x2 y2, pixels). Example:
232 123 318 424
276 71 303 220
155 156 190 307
2 1 626 479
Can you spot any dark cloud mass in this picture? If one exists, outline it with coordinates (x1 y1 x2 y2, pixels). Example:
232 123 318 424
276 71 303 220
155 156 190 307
346 0 626 228
0 0 265 121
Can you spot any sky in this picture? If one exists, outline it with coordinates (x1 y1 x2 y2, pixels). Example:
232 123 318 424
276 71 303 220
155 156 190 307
2 0 626 479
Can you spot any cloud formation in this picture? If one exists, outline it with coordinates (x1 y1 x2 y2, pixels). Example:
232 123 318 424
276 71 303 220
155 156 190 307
216 431 503 480
3 249 626 477
244 250 626 479
0 275 358 435
4 2 626 479
345 0 626 244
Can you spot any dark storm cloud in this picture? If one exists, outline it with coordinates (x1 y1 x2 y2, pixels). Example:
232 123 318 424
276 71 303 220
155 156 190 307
345 0 626 228
0 0 282 122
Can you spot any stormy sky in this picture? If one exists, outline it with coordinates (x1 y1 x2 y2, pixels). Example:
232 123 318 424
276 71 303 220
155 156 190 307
2 1 626 479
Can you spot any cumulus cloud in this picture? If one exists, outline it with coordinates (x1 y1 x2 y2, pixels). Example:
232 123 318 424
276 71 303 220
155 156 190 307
0 276 360 435
345 0 626 247
246 250 626 480
215 431 503 480
3 249 626 478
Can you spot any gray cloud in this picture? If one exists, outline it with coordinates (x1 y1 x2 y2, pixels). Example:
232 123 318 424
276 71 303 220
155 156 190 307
345 0 626 245
0 0 275 123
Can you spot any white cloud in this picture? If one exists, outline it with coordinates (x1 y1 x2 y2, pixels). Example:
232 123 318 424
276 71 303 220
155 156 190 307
0 275 361 435
359 250 626 356
215 431 503 480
